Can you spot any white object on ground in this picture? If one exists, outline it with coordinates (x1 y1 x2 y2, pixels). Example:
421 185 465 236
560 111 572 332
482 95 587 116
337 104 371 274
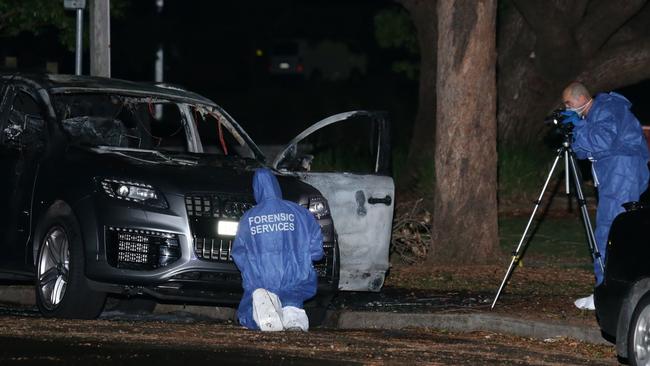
574 294 595 310
252 288 284 331
282 306 309 331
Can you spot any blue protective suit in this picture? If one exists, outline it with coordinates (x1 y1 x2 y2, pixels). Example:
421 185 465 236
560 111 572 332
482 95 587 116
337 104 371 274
572 92 649 285
232 168 324 330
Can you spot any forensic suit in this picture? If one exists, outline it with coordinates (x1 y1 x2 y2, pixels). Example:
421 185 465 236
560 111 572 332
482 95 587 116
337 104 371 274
572 92 649 285
232 168 324 330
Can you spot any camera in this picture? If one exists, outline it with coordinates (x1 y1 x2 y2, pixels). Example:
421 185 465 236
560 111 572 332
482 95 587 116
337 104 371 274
544 108 568 126
545 108 574 135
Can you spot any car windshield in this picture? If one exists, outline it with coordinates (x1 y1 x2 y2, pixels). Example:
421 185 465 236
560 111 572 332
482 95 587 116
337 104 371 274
52 93 258 159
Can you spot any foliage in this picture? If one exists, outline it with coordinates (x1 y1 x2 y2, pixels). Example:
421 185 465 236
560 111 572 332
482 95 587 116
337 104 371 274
0 0 127 50
497 145 551 205
309 144 374 173
374 7 418 53
373 7 419 80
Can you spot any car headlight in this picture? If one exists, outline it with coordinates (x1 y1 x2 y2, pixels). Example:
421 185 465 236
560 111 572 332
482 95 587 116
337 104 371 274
308 196 330 219
100 178 168 209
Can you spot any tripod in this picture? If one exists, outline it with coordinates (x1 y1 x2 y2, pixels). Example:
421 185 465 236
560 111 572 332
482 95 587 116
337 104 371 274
491 135 604 310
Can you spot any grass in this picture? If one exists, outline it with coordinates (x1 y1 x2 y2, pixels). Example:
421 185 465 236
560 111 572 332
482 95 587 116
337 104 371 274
385 214 596 297
498 145 554 206
498 215 595 270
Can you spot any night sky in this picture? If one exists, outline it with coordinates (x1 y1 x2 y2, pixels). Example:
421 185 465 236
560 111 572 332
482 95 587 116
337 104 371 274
0 0 416 145
2 1 648 145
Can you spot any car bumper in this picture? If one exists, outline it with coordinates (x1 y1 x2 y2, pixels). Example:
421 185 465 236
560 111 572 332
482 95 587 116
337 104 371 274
74 194 338 303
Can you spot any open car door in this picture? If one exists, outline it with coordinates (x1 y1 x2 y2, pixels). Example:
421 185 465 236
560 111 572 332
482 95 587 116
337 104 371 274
272 111 393 292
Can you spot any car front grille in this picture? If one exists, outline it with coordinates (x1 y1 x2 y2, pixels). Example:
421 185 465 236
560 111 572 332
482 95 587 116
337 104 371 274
185 193 254 263
193 236 234 262
106 227 181 270
185 193 254 219
185 192 336 282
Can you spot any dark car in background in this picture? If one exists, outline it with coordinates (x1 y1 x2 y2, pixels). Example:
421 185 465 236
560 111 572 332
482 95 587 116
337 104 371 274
595 202 650 365
0 73 394 319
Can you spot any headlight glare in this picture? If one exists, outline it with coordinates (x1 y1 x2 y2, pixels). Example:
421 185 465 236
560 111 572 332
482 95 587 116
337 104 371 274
308 196 330 219
125 186 157 200
101 179 168 209
116 185 129 197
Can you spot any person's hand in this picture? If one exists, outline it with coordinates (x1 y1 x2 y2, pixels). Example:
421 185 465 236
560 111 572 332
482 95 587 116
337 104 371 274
560 110 585 127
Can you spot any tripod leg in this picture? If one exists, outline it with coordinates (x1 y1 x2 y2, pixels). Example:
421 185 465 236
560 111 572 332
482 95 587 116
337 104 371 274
568 152 605 272
491 149 564 309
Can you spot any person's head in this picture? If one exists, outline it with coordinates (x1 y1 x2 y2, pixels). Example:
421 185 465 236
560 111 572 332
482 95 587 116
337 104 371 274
562 82 593 116
253 168 282 203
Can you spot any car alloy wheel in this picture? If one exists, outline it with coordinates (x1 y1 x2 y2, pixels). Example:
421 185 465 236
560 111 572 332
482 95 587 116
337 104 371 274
37 226 70 311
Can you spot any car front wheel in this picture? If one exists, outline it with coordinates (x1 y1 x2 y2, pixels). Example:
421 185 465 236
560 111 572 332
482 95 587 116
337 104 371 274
628 293 650 366
35 210 106 319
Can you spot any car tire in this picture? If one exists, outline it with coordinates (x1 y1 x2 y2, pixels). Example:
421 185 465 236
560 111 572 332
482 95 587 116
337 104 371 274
35 209 106 319
628 292 650 365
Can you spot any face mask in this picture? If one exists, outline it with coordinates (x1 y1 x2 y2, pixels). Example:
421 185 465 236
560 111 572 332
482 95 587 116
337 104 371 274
567 98 592 116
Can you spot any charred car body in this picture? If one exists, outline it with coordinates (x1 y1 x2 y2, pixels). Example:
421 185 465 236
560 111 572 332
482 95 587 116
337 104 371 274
0 73 394 318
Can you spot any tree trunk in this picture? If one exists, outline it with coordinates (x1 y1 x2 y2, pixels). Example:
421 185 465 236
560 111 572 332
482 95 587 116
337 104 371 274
397 0 437 189
430 0 498 263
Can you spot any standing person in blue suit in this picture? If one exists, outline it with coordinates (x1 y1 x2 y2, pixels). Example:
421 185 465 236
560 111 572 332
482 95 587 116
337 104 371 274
561 82 649 310
232 168 324 331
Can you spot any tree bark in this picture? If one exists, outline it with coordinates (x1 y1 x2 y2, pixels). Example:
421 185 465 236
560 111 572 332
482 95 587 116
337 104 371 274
430 0 498 263
397 0 437 188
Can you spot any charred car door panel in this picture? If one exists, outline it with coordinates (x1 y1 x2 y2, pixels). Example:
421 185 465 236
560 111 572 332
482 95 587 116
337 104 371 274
298 173 393 291
273 111 394 292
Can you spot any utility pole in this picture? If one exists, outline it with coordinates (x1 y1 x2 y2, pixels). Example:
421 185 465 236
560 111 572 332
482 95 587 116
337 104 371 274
63 0 86 75
154 0 164 118
90 0 111 77
155 0 164 85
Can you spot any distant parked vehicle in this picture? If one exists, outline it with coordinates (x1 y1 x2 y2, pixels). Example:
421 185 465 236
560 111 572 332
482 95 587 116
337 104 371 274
268 40 306 76
268 39 367 81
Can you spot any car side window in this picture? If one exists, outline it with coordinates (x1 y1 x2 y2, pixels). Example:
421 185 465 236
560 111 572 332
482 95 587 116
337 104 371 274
2 91 47 152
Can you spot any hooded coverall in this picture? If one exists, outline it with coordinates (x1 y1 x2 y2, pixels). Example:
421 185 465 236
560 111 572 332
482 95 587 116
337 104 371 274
572 92 649 285
232 168 324 330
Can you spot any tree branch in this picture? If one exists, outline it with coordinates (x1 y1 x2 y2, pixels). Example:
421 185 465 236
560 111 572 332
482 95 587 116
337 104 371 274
511 0 567 34
605 3 650 47
579 38 650 92
512 0 582 79
575 0 647 56
0 9 17 35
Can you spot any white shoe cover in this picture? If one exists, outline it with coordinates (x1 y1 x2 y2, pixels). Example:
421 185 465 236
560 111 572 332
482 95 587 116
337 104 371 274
281 306 309 331
574 294 595 310
252 289 284 331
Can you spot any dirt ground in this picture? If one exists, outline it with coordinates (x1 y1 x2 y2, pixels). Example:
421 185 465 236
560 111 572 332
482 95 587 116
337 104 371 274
0 262 617 365
384 264 598 328
0 315 616 365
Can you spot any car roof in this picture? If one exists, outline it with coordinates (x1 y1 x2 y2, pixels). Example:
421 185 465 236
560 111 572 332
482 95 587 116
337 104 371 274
0 72 217 106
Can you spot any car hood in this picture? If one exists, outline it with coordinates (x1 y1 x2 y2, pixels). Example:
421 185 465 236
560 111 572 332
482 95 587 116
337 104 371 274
62 146 318 200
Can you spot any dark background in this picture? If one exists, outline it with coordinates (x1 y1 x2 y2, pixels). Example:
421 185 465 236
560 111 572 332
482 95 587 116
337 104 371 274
2 0 649 148
0 0 418 148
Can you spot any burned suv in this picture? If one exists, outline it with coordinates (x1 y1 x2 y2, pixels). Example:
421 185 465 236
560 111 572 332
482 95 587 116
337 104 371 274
0 74 394 319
